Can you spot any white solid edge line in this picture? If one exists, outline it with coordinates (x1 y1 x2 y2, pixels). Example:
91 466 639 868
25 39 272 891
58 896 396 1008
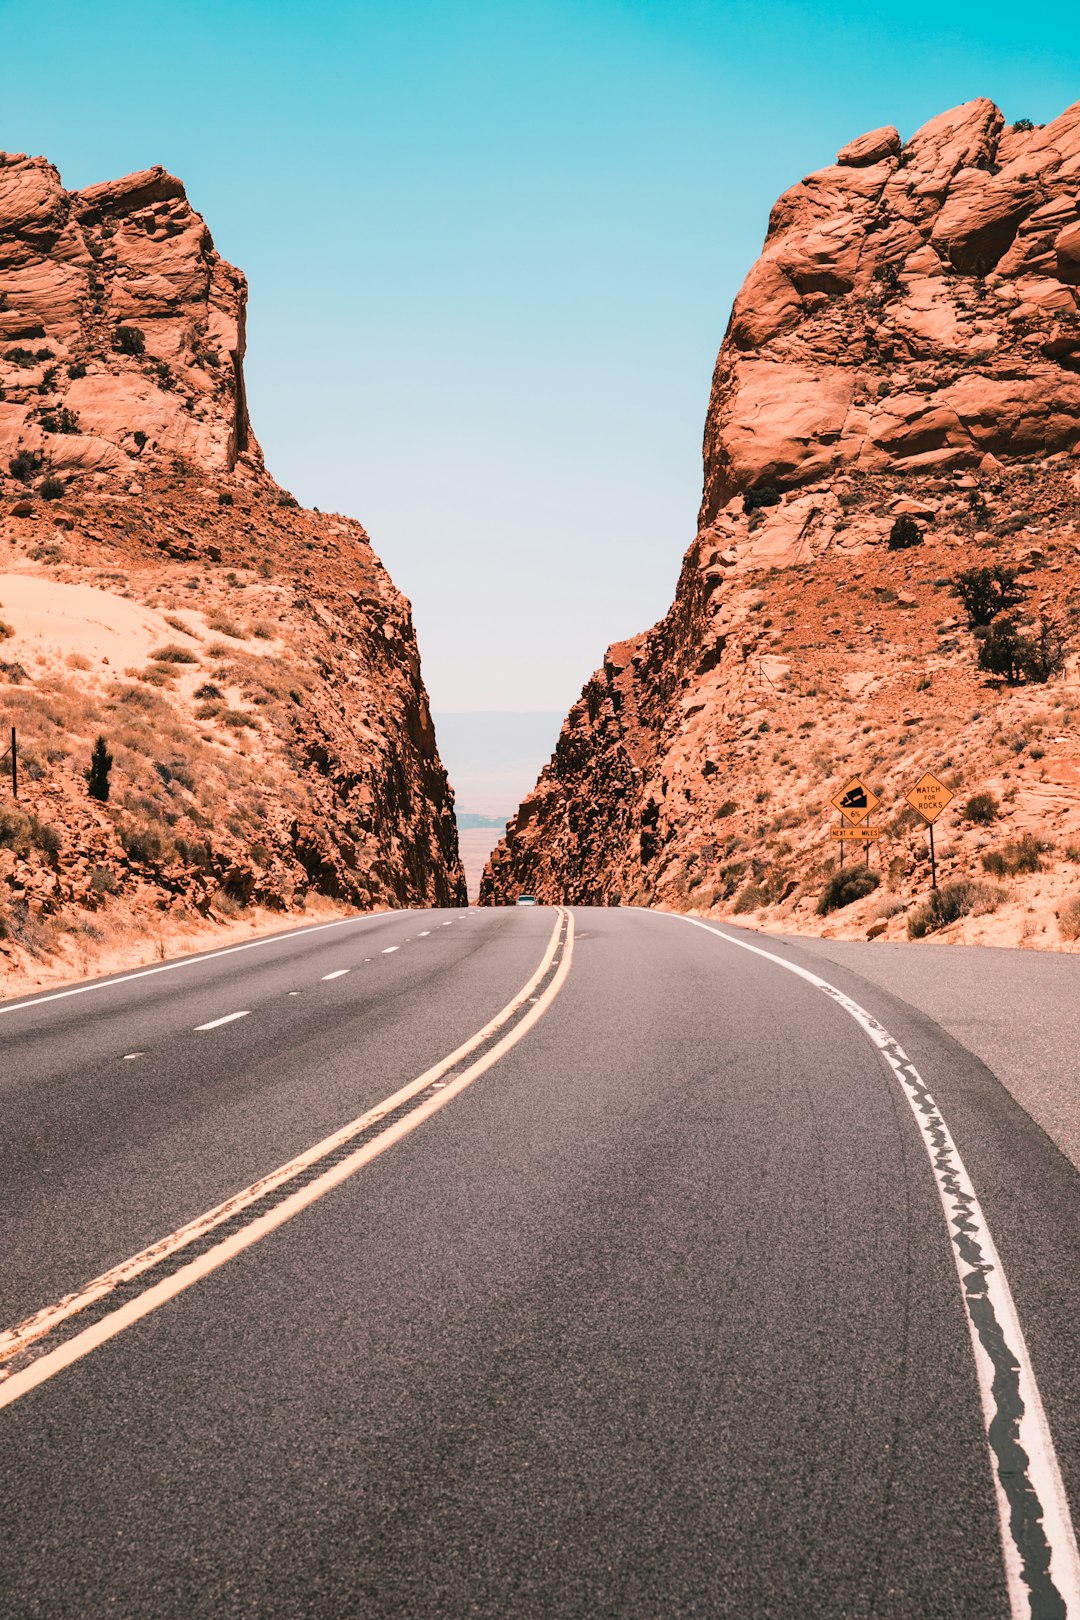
664 910 1080 1620
194 1011 251 1031
0 911 428 1016
0 909 573 1407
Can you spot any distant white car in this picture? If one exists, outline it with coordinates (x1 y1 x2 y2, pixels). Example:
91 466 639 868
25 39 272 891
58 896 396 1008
516 894 538 906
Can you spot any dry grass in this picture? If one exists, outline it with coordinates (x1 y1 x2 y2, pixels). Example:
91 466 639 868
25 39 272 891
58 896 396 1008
1058 896 1080 942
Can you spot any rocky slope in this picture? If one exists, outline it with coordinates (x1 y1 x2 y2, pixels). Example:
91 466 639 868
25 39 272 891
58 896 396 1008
483 98 1080 947
0 151 464 990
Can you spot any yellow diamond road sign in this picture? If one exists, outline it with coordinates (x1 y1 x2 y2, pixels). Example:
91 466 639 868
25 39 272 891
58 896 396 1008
905 771 954 824
830 775 880 826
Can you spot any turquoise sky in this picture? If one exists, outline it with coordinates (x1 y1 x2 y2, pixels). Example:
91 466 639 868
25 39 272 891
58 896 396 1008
3 1 1077 712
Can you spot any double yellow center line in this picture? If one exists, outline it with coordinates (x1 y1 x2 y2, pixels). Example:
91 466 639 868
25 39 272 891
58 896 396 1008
0 907 574 1410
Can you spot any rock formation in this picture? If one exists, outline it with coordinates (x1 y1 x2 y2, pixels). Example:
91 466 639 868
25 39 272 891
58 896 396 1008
483 100 1080 946
0 152 464 988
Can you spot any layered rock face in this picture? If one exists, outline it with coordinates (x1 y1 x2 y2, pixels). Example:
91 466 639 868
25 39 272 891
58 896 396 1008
483 100 1080 945
0 155 258 479
1 154 464 987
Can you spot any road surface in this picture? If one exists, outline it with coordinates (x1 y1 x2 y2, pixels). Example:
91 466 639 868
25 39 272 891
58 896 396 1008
2 905 1078 1617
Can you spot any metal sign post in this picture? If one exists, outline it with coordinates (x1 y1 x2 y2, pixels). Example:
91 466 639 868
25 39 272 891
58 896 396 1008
1 726 15 798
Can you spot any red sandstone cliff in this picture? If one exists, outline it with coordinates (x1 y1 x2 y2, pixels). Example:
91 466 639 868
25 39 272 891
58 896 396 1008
0 152 464 990
483 100 1080 946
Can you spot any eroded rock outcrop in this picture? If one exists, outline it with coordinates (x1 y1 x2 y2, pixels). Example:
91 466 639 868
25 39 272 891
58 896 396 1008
0 154 464 989
483 100 1080 946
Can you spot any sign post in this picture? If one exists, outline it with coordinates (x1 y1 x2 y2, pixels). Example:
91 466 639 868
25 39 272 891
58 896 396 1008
829 776 880 868
904 771 954 890
1 726 15 798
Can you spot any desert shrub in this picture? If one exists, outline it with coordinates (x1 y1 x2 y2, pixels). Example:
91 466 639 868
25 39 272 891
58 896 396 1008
8 448 42 482
1017 619 1067 683
277 491 299 508
981 834 1048 876
67 361 88 379
0 620 12 640
963 791 999 825
89 865 120 895
119 819 164 863
716 799 737 818
252 621 274 639
817 867 880 914
220 708 256 729
217 491 234 506
113 325 146 356
39 475 65 501
194 682 223 700
907 880 1004 937
1012 117 1035 132
40 406 79 435
950 566 1024 627
4 348 38 367
86 735 113 801
887 515 923 550
743 484 781 515
151 643 199 664
206 612 244 638
732 881 768 914
1058 895 1080 942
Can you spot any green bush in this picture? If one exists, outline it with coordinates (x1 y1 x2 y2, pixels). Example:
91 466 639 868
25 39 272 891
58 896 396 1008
981 834 1048 877
40 406 80 436
950 566 1024 627
113 325 146 356
978 615 1067 683
1012 117 1035 132
907 880 1003 937
8 448 42 482
962 791 998 825
39 475 65 501
67 361 88 379
817 867 880 914
743 484 781 515
887 515 923 550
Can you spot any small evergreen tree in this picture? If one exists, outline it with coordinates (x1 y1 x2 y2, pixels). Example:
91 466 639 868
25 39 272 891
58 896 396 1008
977 615 1023 681
87 736 113 802
950 565 1025 626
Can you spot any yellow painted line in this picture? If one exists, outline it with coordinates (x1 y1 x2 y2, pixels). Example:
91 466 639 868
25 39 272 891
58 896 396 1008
0 909 574 1410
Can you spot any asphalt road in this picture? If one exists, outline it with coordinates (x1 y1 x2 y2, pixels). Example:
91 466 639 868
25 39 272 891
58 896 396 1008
2 906 1079 1618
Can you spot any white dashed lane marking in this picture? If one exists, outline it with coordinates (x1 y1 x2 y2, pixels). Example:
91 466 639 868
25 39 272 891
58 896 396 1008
122 1053 144 1061
194 1011 251 1032
381 947 399 955
321 970 349 981
418 931 431 936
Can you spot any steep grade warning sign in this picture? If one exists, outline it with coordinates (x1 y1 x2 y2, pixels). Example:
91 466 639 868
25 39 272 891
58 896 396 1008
829 775 880 826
